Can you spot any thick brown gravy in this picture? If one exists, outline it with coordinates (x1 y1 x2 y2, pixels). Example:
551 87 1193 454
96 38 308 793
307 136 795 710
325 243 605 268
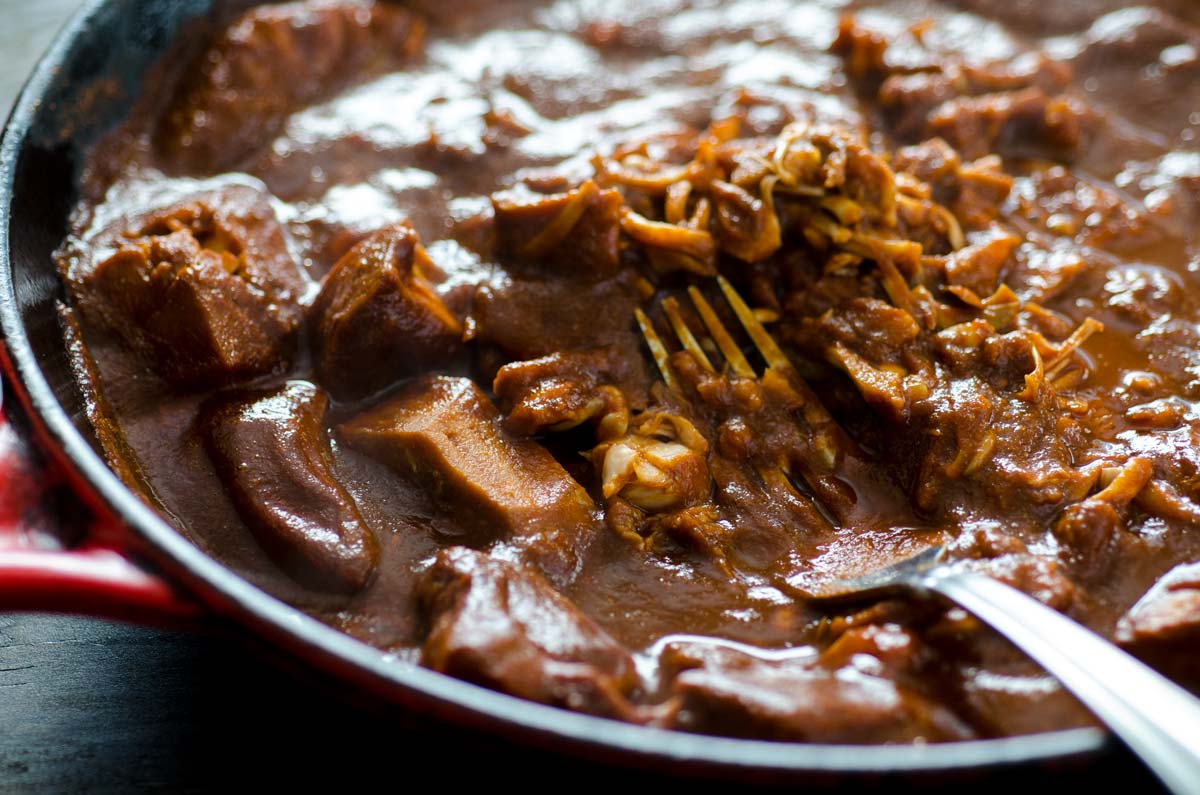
55 0 1200 742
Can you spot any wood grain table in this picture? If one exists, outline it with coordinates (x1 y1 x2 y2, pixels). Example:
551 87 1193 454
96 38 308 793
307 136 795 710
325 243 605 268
0 1 1166 791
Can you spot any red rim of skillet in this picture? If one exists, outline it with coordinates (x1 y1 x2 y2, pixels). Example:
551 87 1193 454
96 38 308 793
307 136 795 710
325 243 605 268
0 0 1109 777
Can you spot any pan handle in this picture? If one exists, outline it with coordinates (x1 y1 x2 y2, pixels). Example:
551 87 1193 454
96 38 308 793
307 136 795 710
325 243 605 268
0 404 203 627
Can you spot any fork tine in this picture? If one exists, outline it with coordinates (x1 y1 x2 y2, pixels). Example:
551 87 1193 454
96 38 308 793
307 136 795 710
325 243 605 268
758 465 836 534
636 280 858 532
716 276 793 373
687 286 756 379
662 296 716 373
709 278 864 525
634 307 679 391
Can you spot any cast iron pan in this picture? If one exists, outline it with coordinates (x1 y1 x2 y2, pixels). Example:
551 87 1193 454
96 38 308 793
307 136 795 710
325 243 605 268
0 0 1110 780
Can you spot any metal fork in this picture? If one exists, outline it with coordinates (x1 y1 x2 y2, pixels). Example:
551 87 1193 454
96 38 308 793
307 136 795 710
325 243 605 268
634 276 866 530
802 545 1200 795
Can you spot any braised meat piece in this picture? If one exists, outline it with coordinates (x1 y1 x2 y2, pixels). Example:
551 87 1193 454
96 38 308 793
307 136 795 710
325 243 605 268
835 14 1091 160
417 546 641 720
1116 562 1200 687
927 89 1090 161
941 230 1020 297
472 274 652 403
203 380 379 593
659 631 971 743
338 376 597 577
492 180 623 276
310 222 462 400
890 141 1015 232
159 0 426 172
492 349 629 439
878 56 1073 140
73 186 305 387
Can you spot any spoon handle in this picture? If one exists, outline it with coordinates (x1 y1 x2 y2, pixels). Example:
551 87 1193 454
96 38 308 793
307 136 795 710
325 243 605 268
926 568 1200 795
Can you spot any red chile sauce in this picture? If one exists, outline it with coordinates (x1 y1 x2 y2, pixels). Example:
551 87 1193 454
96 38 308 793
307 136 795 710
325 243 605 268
54 0 1200 742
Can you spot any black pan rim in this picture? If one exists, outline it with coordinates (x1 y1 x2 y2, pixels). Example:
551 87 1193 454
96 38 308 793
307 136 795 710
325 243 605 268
0 0 1110 776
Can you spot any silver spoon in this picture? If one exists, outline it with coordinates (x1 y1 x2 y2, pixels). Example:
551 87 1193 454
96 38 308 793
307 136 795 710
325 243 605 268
800 545 1200 795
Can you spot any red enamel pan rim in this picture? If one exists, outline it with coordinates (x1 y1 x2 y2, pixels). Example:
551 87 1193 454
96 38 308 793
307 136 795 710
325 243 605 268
0 0 1109 777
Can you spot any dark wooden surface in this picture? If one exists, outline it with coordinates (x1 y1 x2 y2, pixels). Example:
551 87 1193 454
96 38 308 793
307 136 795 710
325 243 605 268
0 1 1167 792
